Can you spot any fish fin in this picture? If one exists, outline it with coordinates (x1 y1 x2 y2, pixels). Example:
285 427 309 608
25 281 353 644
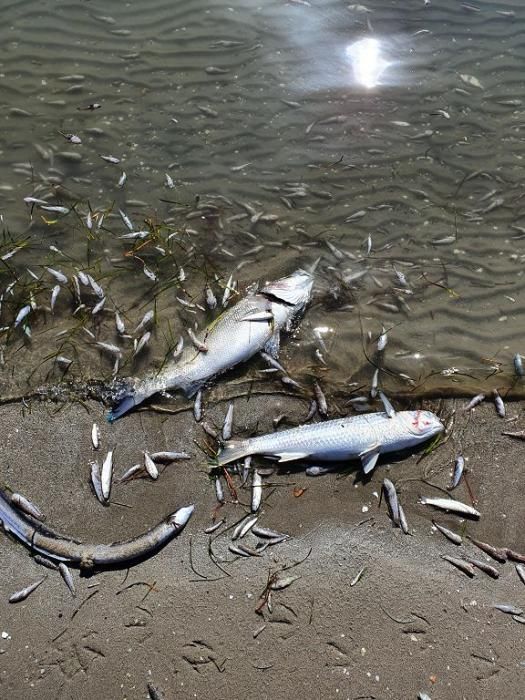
360 445 381 474
217 439 251 466
275 452 310 463
107 394 137 421
264 331 280 358
240 311 274 322
182 378 206 398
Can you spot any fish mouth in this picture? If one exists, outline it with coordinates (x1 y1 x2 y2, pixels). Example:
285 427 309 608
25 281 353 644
403 410 444 438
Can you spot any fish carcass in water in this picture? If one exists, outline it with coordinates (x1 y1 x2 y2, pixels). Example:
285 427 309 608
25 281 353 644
217 410 444 474
108 269 314 420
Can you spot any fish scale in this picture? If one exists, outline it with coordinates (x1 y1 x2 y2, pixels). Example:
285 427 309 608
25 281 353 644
218 410 444 474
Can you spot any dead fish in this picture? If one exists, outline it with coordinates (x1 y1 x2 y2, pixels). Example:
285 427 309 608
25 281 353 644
215 475 224 504
50 285 60 312
150 451 190 462
144 452 159 480
90 461 106 504
204 519 225 534
134 331 151 357
91 423 100 450
467 536 507 563
46 267 68 284
222 402 234 441
449 455 465 490
442 554 475 577
118 463 143 483
251 470 262 512
205 285 217 309
33 554 58 571
493 603 523 615
117 171 127 188
464 394 485 412
9 576 46 603
229 543 252 557
252 525 289 539
462 556 499 579
493 389 505 418
382 478 400 526
398 504 409 535
502 430 525 440
14 305 31 327
270 575 299 590
313 381 328 416
515 563 525 585
419 496 480 519
100 154 120 164
173 336 184 360
514 353 524 377
101 450 113 501
92 297 106 315
188 328 208 352
134 310 154 335
58 562 76 596
193 389 203 422
377 327 388 352
40 205 70 215
10 493 45 521
305 465 336 477
433 521 462 546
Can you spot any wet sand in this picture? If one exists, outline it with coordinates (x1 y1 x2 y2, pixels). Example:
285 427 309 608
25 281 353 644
1 395 525 699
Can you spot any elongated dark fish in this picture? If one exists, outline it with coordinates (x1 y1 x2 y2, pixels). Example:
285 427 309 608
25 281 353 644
0 489 193 570
217 410 443 474
108 269 314 420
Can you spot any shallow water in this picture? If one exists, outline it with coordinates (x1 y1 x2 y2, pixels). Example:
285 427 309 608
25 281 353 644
0 0 524 401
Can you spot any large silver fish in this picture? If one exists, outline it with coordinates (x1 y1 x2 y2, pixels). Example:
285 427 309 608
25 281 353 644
108 269 314 420
217 410 444 474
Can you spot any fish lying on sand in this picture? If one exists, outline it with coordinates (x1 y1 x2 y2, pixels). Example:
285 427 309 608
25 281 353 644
217 410 444 474
108 269 314 420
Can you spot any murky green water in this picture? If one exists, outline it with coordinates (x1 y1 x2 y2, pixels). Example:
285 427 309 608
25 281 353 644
0 0 524 403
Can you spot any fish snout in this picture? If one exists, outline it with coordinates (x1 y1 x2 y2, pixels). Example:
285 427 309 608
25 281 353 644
404 410 444 439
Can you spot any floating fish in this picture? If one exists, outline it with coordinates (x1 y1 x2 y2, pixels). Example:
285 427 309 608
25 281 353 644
108 269 314 420
217 410 443 474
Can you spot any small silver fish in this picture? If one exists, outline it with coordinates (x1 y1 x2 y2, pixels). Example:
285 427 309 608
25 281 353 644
193 389 203 422
173 336 184 359
144 452 159 480
90 461 105 503
251 470 262 512
101 450 113 501
11 493 45 521
58 562 76 596
449 455 465 490
165 173 174 188
205 285 217 309
377 327 387 352
117 171 127 188
493 390 505 418
419 496 480 519
14 305 31 327
381 478 399 524
100 154 120 164
119 208 133 231
442 555 475 577
215 475 224 504
464 393 485 411
433 521 462 546
50 285 60 312
493 603 523 615
134 310 154 335
150 451 190 462
188 327 208 352
9 577 46 603
222 402 234 441
514 353 524 377
134 331 151 357
115 311 126 335
46 267 68 284
313 381 328 416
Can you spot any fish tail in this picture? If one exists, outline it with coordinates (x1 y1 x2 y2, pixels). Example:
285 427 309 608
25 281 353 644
107 393 137 422
217 439 251 466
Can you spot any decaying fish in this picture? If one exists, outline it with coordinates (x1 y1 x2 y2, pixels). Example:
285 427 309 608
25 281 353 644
0 488 193 570
217 410 443 474
108 269 314 419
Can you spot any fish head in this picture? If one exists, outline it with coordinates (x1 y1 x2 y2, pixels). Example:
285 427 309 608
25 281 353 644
260 269 314 319
400 410 444 440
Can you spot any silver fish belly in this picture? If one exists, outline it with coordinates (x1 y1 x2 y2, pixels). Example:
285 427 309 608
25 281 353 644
108 269 313 420
217 410 444 474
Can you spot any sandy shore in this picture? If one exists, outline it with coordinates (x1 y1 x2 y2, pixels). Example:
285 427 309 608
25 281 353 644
1 395 524 699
